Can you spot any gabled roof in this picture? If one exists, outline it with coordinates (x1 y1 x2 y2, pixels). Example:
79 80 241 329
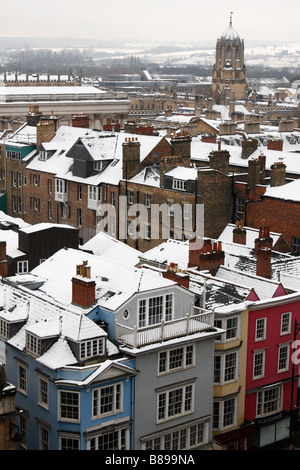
14 247 176 312
54 359 136 386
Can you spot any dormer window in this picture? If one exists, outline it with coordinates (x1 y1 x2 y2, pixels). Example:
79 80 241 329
26 331 41 357
173 179 186 191
80 338 105 361
39 151 48 161
94 161 104 172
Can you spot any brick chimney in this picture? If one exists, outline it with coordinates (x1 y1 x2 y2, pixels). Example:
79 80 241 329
255 226 273 279
270 161 286 187
26 105 43 126
248 158 261 191
233 221 246 245
254 226 273 251
209 149 230 175
267 139 283 151
72 113 90 128
72 261 96 308
0 241 8 278
122 137 141 180
162 263 190 288
242 137 258 159
188 238 224 275
171 133 191 158
256 247 272 279
202 134 217 143
36 119 57 150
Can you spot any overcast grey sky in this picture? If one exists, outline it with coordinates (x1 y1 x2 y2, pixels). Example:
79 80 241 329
2 0 300 43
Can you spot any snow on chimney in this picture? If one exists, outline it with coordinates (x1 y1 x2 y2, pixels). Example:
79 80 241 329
162 263 190 288
233 221 246 245
72 261 96 308
188 238 224 275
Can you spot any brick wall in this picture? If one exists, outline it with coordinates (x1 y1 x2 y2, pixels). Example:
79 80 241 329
246 196 300 250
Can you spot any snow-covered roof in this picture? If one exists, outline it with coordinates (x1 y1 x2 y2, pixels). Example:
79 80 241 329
141 239 189 270
219 223 282 248
165 166 198 180
220 20 241 42
0 86 106 99
190 130 300 176
0 279 120 370
17 247 175 311
20 222 77 234
81 232 141 267
263 179 300 202
129 166 160 187
26 126 167 186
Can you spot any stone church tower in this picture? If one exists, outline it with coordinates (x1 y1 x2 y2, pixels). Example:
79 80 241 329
212 14 247 103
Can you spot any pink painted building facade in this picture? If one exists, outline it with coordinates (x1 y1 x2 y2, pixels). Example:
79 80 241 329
245 293 300 450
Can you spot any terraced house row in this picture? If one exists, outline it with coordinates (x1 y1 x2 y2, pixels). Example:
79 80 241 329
1 227 300 450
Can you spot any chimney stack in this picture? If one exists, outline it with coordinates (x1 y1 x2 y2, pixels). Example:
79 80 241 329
255 226 273 279
72 261 96 308
162 263 190 288
256 247 272 279
233 221 246 245
171 132 191 158
122 138 141 180
0 241 8 278
270 161 286 187
72 113 90 128
188 238 224 275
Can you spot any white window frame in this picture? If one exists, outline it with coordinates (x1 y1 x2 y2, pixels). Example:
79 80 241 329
236 197 245 214
59 433 80 450
12 195 17 213
277 343 290 373
80 338 104 361
255 317 267 342
94 160 104 171
158 344 195 375
92 382 123 419
38 375 49 410
145 194 151 208
138 294 174 328
213 396 237 431
256 384 283 418
88 185 101 202
55 178 68 194
58 390 80 423
142 418 209 450
128 190 134 204
280 312 291 335
39 423 49 450
253 349 265 379
17 260 29 274
157 381 195 423
111 191 116 207
87 426 130 450
26 331 41 357
214 350 239 385
173 179 187 191
214 315 240 343
17 362 27 395
0 318 8 340
144 223 151 240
